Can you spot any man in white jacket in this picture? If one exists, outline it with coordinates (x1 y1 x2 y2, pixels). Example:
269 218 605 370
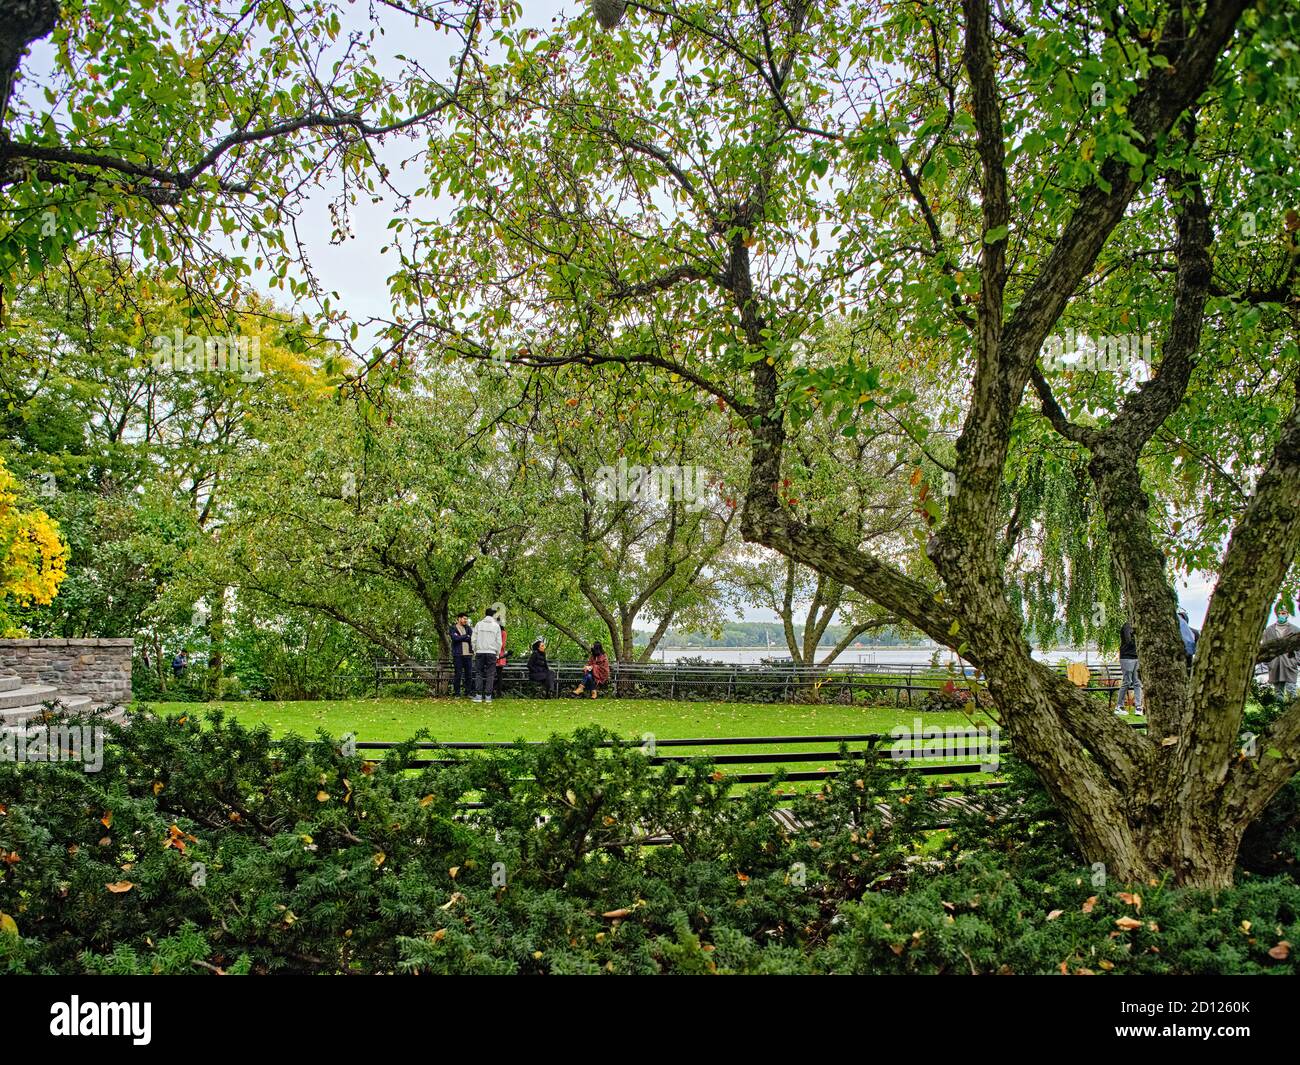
471 607 503 703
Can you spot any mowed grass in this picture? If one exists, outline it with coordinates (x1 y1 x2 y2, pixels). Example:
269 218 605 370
141 694 994 743
140 695 1000 781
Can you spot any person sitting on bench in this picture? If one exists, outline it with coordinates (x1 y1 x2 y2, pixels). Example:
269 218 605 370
528 638 559 697
573 641 610 698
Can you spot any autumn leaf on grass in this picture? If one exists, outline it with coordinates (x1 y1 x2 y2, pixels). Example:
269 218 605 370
602 908 633 919
419 794 435 808
1268 941 1291 961
1114 916 1143 931
1046 909 1064 921
106 881 134 893
100 810 113 828
1082 896 1098 913
1117 891 1142 912
316 790 329 802
0 912 17 938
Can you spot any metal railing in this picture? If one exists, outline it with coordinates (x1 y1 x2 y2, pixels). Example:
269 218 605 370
368 657 1126 705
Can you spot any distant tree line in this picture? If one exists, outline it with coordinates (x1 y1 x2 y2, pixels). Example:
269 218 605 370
639 622 923 649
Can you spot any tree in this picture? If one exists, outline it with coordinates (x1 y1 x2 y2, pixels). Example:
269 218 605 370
397 0 1300 887
0 453 67 633
215 379 544 678
0 252 331 689
722 337 917 665
0 0 494 320
504 367 739 661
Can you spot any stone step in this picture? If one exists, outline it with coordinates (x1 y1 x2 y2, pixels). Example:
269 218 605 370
0 674 21 693
0 694 95 725
0 683 60 710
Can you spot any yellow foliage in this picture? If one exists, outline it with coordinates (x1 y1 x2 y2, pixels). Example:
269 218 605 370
0 458 69 632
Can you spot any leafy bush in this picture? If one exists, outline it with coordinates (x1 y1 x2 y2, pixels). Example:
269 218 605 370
1 710 1296 975
377 680 434 699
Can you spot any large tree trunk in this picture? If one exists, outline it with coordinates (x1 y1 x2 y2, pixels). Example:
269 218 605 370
738 0 1274 890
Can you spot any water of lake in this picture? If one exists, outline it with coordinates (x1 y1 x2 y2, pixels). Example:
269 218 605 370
651 644 1104 665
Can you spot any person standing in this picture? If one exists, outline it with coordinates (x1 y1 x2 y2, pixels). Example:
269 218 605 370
1114 620 1143 716
1262 603 1299 703
449 612 474 697
471 607 502 704
1177 608 1198 673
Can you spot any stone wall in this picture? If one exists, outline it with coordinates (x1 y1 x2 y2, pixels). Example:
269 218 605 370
0 638 133 707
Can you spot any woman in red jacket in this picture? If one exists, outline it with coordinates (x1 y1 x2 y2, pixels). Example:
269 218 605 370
493 624 507 698
573 641 610 698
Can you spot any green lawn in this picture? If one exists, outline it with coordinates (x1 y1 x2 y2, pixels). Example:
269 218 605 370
138 695 1001 786
142 694 993 745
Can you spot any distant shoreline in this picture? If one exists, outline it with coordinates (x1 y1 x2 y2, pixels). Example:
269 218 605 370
645 644 1105 664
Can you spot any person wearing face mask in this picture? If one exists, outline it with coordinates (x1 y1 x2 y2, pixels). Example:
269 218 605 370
1261 603 1299 703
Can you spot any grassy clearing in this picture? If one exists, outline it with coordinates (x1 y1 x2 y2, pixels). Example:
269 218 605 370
142 694 993 742
139 695 1001 784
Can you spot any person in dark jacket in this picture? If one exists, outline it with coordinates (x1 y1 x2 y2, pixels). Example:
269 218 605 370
527 638 559 697
573 641 611 698
449 612 474 696
1114 620 1142 715
1177 608 1198 673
